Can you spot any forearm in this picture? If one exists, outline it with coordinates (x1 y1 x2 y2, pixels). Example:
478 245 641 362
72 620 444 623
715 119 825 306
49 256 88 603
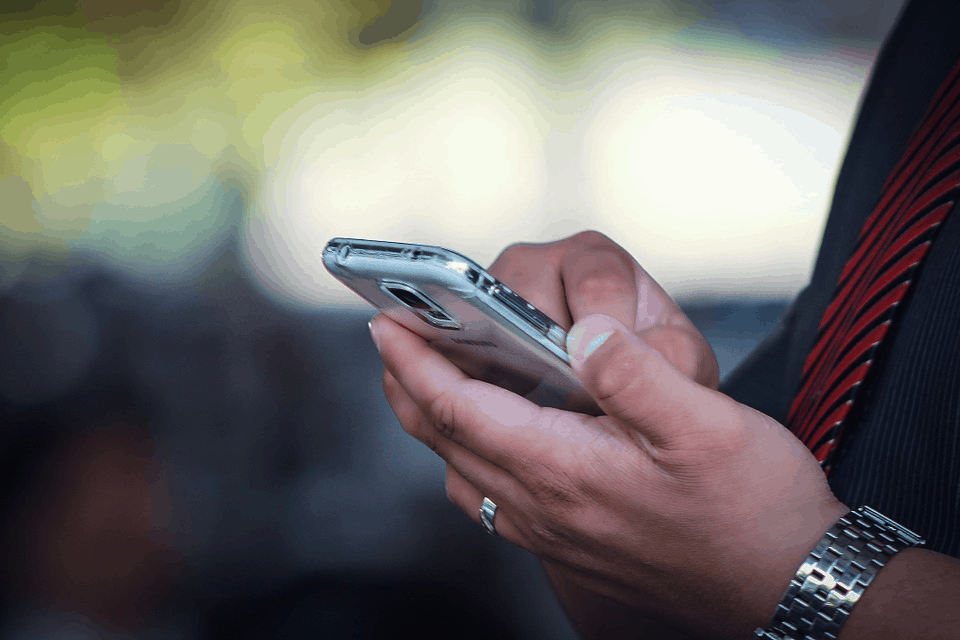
542 562 695 640
835 548 960 639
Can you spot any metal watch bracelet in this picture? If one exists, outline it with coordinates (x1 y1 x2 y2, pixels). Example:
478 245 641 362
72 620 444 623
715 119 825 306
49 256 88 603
754 505 925 640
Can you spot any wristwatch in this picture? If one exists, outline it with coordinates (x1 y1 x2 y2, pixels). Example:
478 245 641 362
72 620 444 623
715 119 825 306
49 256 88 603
754 505 924 640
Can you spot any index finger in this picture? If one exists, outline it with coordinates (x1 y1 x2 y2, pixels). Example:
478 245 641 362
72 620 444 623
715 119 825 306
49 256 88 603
488 231 641 330
558 232 689 334
556 231 639 328
371 313 548 472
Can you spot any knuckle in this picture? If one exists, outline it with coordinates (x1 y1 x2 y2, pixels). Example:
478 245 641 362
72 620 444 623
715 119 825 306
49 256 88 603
561 232 637 297
566 229 612 248
524 461 583 513
390 393 439 450
497 240 538 260
526 517 565 551
586 341 666 432
444 473 458 505
707 408 751 458
410 413 440 451
569 269 633 304
530 479 577 511
490 241 559 286
642 326 696 375
517 457 594 556
381 369 395 398
382 371 429 438
490 241 539 274
495 231 616 271
525 502 582 556
428 388 461 443
419 430 441 454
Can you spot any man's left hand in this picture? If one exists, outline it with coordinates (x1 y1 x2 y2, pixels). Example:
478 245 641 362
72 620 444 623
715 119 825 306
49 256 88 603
371 307 847 640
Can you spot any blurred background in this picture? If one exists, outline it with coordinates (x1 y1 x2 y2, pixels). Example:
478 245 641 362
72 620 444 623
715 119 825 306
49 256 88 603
0 0 905 637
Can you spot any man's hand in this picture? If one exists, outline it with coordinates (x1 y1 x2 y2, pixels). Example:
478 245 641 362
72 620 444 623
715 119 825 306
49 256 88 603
484 231 719 390
371 231 847 639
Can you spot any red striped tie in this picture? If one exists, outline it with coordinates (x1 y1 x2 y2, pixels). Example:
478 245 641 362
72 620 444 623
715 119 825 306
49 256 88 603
787 55 960 475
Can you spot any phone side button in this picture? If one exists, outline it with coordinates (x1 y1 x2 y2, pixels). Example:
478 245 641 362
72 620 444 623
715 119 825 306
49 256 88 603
546 325 567 350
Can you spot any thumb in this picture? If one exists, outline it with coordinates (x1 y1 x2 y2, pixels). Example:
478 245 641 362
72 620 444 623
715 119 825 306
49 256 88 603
566 314 714 448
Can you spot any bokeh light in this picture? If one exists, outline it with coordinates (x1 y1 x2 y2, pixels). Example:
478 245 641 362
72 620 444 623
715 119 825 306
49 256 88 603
1 0 890 304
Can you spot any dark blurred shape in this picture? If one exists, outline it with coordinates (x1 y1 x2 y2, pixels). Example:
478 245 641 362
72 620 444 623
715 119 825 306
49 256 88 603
682 299 788 333
530 0 555 24
0 249 573 639
357 0 426 45
0 0 71 17
517 0 905 42
77 0 177 21
0 281 99 405
9 421 185 633
680 299 789 379
709 0 906 43
206 573 520 640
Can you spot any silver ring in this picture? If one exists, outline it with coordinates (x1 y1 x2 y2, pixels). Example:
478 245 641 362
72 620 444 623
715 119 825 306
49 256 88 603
479 497 498 535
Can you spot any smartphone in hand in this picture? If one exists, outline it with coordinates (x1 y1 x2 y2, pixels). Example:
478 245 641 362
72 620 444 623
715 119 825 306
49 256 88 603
323 238 599 415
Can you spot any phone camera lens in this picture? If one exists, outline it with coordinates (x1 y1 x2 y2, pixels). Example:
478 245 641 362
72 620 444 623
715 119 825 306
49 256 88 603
386 286 431 311
383 284 460 330
427 309 452 321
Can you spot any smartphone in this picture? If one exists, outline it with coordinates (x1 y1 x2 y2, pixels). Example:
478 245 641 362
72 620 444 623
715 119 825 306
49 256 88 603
323 238 599 415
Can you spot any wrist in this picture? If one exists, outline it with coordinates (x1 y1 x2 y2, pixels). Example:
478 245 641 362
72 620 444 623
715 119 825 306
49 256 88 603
729 499 850 637
754 505 925 640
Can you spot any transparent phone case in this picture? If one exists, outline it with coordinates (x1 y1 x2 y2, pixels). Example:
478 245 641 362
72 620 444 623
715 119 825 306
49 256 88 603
323 238 598 414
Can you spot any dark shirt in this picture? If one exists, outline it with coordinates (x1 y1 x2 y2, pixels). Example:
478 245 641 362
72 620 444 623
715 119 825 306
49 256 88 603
722 0 960 558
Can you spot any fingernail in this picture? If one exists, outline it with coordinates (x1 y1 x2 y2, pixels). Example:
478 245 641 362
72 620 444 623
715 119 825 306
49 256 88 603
585 331 613 358
566 325 613 362
368 318 382 353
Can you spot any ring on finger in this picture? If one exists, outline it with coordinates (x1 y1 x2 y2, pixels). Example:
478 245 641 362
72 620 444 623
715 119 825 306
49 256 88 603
479 497 498 535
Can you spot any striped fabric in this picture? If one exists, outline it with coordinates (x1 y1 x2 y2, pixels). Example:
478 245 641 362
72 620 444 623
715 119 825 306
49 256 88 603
787 55 960 474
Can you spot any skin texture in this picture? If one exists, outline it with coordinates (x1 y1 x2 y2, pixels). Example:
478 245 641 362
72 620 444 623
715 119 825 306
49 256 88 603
371 230 960 639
